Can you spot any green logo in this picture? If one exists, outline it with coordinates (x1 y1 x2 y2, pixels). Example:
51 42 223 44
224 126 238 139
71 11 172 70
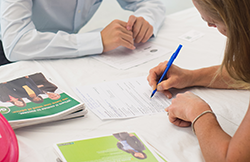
0 106 10 114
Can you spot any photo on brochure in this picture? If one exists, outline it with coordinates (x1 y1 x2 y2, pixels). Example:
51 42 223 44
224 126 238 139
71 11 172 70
0 72 86 129
54 131 168 162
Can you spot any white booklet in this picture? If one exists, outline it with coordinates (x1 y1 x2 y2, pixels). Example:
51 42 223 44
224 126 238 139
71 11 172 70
54 131 169 162
93 42 171 70
74 76 170 120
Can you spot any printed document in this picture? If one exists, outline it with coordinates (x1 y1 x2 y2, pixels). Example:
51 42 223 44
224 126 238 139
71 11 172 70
74 76 171 120
93 42 171 70
54 131 168 162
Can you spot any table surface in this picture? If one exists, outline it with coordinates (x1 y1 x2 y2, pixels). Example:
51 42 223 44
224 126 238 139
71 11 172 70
1 7 249 162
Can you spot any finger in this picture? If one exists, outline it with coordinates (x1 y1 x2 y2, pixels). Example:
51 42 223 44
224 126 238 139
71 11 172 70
134 21 149 43
141 25 153 43
168 112 191 127
173 119 191 127
157 77 175 92
112 23 134 44
118 30 134 43
119 36 136 50
115 22 134 36
162 90 172 99
127 15 136 31
115 19 129 28
132 17 144 39
147 62 168 89
134 26 147 43
112 20 134 36
147 68 160 90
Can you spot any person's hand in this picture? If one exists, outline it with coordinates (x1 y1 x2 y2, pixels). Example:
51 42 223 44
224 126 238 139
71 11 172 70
126 15 153 43
101 19 135 52
37 84 44 88
165 91 211 127
147 61 193 99
29 93 36 98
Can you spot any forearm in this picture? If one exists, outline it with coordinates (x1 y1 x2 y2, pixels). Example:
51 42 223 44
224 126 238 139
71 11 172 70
3 30 103 61
194 106 250 162
193 113 231 162
190 99 250 162
1 0 103 61
191 65 237 89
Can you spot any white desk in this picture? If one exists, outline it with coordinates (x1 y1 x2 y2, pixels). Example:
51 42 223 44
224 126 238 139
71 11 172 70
1 7 249 162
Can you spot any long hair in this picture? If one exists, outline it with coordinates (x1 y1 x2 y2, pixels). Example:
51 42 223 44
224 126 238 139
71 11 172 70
194 0 250 88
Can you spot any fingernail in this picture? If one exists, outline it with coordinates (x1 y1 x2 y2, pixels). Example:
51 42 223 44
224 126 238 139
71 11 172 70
166 95 170 99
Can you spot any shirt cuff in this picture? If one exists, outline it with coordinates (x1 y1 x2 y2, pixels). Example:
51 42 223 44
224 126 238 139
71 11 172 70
76 32 103 56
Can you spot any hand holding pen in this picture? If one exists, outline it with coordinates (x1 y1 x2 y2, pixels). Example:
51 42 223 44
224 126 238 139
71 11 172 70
150 44 183 98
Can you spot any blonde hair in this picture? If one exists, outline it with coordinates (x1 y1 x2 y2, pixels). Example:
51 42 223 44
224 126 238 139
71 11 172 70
194 0 250 88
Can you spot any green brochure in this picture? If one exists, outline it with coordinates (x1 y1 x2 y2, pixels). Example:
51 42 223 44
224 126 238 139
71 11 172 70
0 72 86 129
54 132 168 162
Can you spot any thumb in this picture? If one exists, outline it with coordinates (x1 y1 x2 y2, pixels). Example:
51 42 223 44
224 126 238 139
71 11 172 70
157 76 176 91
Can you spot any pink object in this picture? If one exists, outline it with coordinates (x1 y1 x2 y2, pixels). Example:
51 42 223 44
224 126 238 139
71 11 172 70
0 113 19 162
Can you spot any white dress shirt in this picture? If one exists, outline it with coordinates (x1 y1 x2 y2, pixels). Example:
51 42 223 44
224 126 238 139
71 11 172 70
0 0 165 61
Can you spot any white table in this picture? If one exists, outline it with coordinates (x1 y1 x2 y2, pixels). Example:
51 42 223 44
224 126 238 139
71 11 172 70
1 7 249 162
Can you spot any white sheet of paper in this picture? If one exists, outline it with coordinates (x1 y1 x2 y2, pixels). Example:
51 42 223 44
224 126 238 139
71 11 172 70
179 30 204 42
93 42 172 70
74 76 171 120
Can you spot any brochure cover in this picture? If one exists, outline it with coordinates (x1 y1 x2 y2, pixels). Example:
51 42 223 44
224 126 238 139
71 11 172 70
54 132 168 162
0 72 86 129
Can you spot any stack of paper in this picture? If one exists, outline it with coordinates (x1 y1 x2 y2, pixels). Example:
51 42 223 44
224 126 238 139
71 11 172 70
0 72 87 129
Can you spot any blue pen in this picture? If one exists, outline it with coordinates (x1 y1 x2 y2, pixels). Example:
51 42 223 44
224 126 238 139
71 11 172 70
150 44 183 98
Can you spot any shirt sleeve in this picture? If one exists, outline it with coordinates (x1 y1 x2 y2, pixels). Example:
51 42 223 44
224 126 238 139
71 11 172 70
1 0 103 61
117 0 166 36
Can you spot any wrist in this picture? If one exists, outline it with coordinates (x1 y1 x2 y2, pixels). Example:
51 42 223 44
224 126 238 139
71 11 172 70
191 110 216 135
187 101 211 122
186 69 196 87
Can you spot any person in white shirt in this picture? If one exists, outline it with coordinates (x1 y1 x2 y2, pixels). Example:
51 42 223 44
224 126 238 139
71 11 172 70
0 0 165 65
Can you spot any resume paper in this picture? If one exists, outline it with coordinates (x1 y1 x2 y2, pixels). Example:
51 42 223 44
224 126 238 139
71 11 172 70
74 77 171 120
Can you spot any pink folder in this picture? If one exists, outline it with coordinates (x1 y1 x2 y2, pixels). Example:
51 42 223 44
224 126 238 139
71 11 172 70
0 113 19 162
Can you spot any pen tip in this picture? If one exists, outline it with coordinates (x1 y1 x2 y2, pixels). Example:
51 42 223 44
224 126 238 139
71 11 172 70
150 89 156 98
